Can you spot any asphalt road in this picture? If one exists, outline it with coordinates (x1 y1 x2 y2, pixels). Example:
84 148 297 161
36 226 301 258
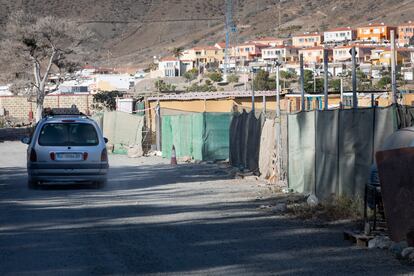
0 141 412 275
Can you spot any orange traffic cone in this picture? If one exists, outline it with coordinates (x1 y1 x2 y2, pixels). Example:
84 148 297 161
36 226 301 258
170 145 177 165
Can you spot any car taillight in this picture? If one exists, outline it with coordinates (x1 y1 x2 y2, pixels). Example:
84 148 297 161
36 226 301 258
30 149 37 162
50 152 56 160
83 152 88 160
101 148 108 162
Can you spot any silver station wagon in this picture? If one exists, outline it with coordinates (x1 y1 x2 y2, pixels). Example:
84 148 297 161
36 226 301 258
22 108 109 188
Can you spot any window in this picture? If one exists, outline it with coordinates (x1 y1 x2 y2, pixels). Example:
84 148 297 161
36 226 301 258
39 123 99 147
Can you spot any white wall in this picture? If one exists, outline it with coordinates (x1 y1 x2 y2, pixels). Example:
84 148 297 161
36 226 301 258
324 31 353 43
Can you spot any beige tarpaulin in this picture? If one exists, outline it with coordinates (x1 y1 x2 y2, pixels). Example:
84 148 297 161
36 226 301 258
102 111 144 156
259 119 276 180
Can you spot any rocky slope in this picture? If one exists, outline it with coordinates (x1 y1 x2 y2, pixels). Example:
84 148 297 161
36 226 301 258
0 0 413 68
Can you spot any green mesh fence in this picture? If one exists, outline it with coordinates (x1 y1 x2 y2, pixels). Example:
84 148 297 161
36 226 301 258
162 112 232 161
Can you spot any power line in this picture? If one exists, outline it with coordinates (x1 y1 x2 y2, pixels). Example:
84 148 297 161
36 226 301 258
77 18 223 24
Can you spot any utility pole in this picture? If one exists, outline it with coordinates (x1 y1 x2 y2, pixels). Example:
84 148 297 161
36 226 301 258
313 63 317 93
275 60 284 186
251 69 255 111
351 46 358 109
340 78 344 109
276 61 281 118
391 30 397 104
323 49 329 110
224 0 234 82
300 54 305 111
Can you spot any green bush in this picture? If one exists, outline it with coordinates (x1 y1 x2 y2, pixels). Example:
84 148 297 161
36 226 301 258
183 68 199 81
186 83 217 92
155 80 176 92
253 70 275 91
227 74 239 83
207 71 223 82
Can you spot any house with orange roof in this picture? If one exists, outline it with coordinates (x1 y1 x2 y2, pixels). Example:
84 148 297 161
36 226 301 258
248 37 290 47
357 23 397 43
292 33 323 48
233 42 268 62
261 46 299 63
298 47 333 64
398 21 414 46
181 45 224 66
324 27 356 44
333 45 375 63
214 42 227 50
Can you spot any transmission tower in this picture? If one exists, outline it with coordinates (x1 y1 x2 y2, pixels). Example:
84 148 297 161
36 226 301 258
224 0 235 81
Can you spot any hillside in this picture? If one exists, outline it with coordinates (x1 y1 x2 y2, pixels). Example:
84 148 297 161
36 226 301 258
0 0 414 69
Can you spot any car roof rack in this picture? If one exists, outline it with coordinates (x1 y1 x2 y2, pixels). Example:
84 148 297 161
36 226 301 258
43 105 86 118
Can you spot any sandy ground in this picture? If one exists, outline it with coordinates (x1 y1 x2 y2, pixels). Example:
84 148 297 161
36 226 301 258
0 141 412 275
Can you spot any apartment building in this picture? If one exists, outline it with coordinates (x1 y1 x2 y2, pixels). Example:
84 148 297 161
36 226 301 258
371 48 412 66
324 27 356 43
233 42 268 61
181 46 225 66
333 45 375 63
357 23 397 43
261 46 299 63
298 47 333 64
292 33 323 48
398 21 414 46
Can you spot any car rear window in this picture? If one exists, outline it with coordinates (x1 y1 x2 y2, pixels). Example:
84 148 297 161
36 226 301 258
38 123 99 146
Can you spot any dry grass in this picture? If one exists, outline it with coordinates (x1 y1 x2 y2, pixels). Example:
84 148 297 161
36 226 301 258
287 195 363 222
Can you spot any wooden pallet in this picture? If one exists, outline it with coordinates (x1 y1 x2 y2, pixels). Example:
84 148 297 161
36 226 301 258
343 230 375 247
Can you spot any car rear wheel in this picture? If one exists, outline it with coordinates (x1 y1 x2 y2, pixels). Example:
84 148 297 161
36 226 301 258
28 180 39 189
94 180 106 189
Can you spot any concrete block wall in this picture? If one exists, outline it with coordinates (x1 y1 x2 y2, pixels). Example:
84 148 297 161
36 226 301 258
0 127 32 141
0 94 93 120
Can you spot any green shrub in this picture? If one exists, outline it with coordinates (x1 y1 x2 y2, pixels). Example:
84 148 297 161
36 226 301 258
207 71 223 82
227 74 239 83
186 83 217 92
183 68 199 81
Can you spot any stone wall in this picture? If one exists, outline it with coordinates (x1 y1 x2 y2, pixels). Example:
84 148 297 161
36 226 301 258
0 94 93 120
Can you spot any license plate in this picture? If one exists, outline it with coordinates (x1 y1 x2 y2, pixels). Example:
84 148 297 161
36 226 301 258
56 153 82 160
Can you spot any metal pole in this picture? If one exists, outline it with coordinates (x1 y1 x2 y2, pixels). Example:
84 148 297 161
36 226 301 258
300 54 305 111
155 102 161 152
251 70 255 111
262 95 266 113
313 65 316 93
391 30 397 104
275 61 283 186
340 78 344 109
351 46 358 109
323 49 329 110
276 63 281 118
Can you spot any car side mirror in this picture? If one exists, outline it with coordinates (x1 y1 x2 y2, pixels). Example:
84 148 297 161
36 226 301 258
21 136 31 144
104 137 108 144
